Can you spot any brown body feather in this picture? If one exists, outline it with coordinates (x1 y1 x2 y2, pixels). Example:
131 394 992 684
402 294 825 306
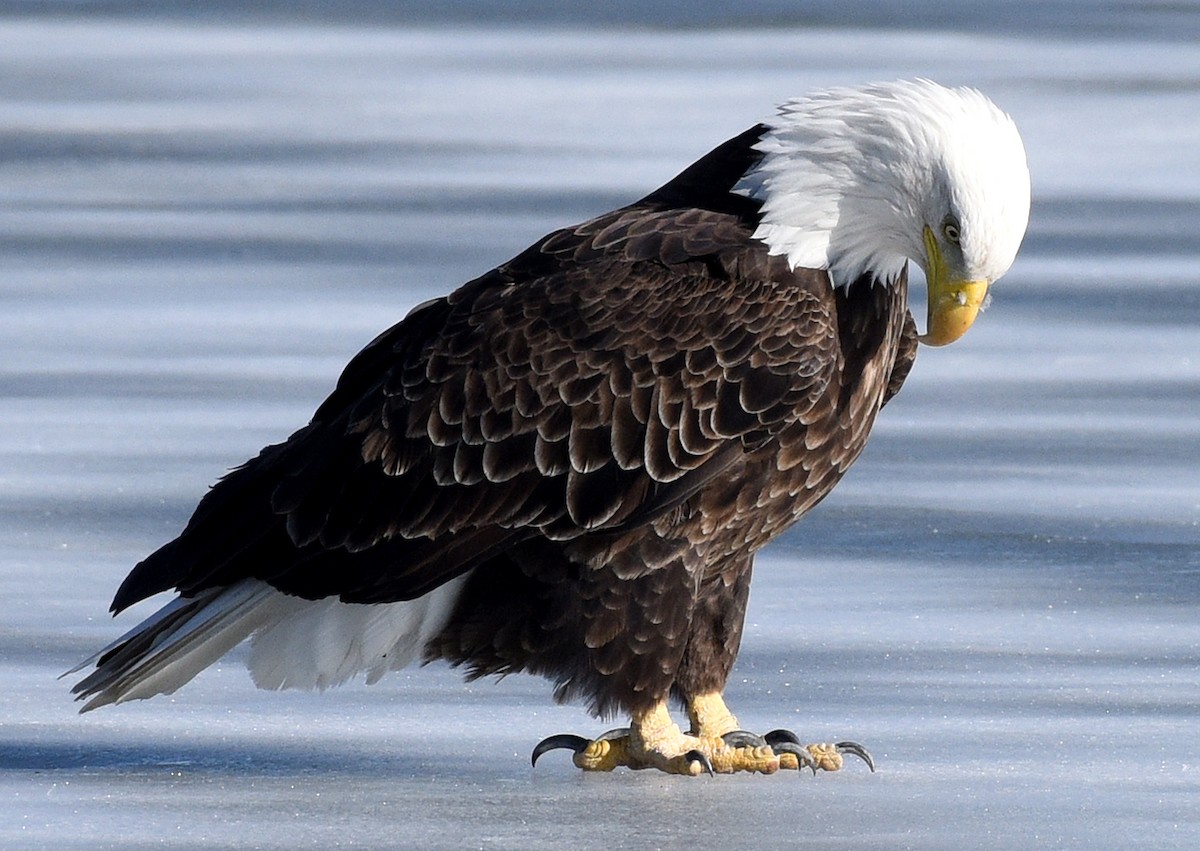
107 125 918 717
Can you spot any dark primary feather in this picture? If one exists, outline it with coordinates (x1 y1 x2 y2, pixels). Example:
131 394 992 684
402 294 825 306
108 123 917 716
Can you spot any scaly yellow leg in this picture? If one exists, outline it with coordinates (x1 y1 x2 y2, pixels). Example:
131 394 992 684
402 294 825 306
686 691 741 738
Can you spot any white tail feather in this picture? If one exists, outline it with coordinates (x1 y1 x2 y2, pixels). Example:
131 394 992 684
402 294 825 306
247 574 468 691
70 575 469 711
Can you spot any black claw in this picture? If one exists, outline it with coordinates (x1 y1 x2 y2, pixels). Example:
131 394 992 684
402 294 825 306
531 734 590 767
683 748 715 777
763 728 801 748
597 727 631 742
721 729 767 749
835 741 876 773
771 741 818 775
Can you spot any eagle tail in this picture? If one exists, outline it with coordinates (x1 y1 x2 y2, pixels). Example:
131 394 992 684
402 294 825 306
68 575 471 711
67 581 276 711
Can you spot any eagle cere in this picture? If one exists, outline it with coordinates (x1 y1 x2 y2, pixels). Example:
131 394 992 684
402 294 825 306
70 79 1030 776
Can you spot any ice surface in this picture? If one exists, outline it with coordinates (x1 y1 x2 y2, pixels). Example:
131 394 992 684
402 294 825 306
2 6 1198 849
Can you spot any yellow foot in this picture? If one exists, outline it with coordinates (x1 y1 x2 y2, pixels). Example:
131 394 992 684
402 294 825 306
531 727 786 775
733 729 876 774
531 727 873 775
530 700 875 776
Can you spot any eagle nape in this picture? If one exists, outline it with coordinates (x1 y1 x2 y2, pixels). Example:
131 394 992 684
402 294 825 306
530 693 874 776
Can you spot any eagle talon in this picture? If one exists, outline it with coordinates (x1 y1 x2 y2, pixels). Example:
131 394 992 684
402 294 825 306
531 733 591 766
530 697 875 777
684 749 715 777
761 729 874 773
772 741 818 775
721 730 767 749
836 740 876 772
598 726 631 741
763 728 801 747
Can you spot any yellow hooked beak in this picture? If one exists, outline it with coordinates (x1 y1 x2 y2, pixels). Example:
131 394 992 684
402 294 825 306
919 225 989 347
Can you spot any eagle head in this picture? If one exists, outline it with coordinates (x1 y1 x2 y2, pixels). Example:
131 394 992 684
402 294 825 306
736 78 1032 346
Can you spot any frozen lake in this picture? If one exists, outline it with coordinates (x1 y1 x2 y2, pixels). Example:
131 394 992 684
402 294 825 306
2 5 1199 849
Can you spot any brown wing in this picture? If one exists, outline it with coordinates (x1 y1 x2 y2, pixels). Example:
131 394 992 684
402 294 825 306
111 204 840 610
883 311 918 407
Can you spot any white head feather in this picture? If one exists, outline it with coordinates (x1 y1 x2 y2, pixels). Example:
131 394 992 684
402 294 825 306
735 79 1031 288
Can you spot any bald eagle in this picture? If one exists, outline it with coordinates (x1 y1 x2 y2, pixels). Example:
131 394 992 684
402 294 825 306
70 80 1030 776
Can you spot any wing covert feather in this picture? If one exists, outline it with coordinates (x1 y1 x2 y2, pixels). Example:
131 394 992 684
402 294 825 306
117 204 843 609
